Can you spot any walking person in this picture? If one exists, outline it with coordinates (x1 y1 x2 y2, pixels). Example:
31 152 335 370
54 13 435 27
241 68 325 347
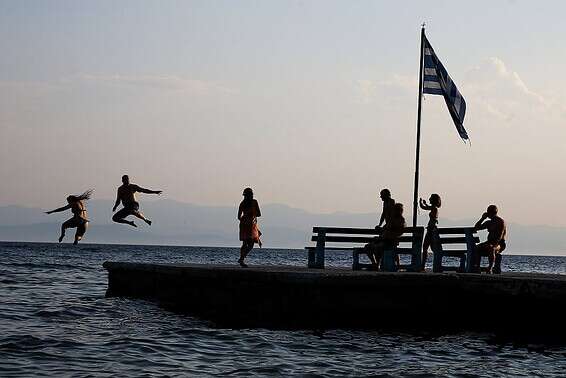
237 187 262 267
45 189 93 245
419 194 441 271
112 175 162 227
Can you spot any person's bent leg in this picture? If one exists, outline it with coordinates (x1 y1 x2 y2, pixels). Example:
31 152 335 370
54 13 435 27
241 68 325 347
59 219 75 242
494 253 502 274
74 222 87 245
374 243 385 271
59 224 66 243
487 249 496 274
113 209 137 227
132 210 152 226
364 243 378 267
472 243 490 273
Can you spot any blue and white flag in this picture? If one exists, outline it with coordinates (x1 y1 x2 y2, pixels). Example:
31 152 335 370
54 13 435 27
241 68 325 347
422 34 468 141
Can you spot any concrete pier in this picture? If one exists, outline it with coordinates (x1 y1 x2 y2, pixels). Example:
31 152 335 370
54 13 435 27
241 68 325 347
104 262 566 337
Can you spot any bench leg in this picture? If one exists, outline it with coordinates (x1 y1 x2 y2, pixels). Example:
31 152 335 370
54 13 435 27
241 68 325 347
493 254 502 274
459 254 466 272
352 249 360 271
307 249 316 268
315 246 325 269
432 251 442 273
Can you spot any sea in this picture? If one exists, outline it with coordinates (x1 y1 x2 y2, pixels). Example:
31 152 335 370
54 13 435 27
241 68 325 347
2 241 566 377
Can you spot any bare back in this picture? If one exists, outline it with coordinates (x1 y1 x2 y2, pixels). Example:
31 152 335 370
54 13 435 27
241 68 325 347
118 184 140 208
487 216 506 244
381 198 396 225
71 201 87 221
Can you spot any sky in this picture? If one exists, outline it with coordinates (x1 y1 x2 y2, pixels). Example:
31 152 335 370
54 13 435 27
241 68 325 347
1 0 565 227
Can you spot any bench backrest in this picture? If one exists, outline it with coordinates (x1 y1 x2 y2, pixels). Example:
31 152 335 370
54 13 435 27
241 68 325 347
431 227 479 272
311 226 423 245
431 227 479 249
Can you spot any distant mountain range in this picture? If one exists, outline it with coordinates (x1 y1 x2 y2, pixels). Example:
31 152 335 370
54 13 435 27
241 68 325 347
1 199 565 255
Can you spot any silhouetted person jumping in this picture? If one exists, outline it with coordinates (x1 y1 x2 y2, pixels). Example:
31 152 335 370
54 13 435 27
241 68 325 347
419 193 441 271
237 187 262 268
472 205 507 274
45 189 93 244
112 175 162 227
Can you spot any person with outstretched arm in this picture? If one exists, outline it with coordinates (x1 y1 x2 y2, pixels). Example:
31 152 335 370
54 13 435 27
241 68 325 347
45 189 93 244
112 175 162 227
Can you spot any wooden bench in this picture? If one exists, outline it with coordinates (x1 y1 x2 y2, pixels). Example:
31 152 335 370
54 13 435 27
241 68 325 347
306 226 424 272
431 227 480 273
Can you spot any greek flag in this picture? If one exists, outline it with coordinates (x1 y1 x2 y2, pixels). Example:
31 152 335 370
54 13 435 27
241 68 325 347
422 35 468 141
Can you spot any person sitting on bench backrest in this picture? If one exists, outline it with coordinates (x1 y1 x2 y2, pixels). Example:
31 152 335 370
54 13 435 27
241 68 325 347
378 188 395 228
472 205 507 274
362 189 396 268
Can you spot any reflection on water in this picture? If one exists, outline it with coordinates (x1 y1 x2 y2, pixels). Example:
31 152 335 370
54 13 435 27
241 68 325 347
1 242 566 376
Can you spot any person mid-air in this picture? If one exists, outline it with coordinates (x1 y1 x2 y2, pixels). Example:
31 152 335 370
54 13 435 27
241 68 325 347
45 189 93 245
112 175 162 227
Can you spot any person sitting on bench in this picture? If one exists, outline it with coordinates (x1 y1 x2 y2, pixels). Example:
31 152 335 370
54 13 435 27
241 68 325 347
367 203 406 270
471 205 507 274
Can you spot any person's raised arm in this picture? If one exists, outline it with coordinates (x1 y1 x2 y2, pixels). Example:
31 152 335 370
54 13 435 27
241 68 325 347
474 213 489 231
419 198 432 211
45 204 71 214
112 190 121 212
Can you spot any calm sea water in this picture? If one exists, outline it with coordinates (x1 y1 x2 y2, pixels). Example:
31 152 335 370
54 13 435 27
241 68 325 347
2 241 566 377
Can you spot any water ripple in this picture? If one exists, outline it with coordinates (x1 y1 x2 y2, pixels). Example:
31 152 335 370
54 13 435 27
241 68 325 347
2 242 566 376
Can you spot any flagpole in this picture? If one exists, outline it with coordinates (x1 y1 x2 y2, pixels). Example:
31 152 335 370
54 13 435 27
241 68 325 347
412 25 425 228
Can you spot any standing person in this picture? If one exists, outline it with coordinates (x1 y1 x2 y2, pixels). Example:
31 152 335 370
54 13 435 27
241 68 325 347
112 175 162 227
237 187 262 268
472 205 507 274
419 194 441 271
45 189 93 245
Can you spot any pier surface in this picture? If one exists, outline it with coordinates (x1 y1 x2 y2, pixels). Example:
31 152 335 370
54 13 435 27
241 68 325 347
104 262 566 336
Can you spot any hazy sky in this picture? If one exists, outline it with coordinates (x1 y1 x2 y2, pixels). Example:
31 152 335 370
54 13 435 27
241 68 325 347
1 0 566 227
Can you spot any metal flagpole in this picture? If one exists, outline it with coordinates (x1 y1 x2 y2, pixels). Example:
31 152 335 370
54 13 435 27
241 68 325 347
412 25 425 228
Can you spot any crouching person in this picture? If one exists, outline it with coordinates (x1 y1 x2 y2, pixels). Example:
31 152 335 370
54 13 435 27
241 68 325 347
471 205 507 274
365 203 406 270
